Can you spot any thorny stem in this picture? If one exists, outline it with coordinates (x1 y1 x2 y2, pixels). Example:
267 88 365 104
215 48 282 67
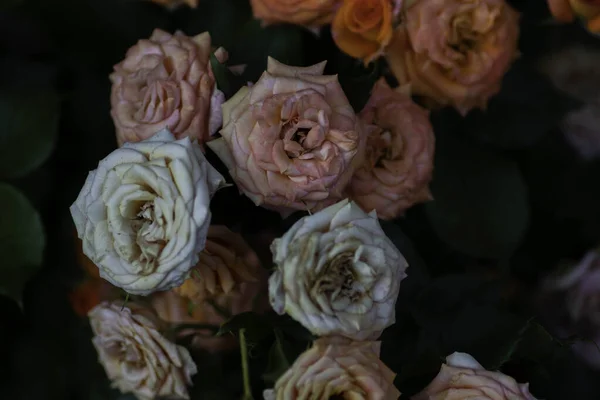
240 328 254 400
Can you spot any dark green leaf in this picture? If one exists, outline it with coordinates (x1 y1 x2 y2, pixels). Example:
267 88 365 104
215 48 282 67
217 311 273 343
464 62 582 150
262 329 293 383
0 88 60 179
380 221 430 300
425 132 529 258
0 183 45 302
228 20 306 83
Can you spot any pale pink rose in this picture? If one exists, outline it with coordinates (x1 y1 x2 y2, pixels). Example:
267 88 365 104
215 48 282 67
561 101 600 160
348 79 434 219
540 250 600 369
89 302 197 400
386 0 520 115
151 226 269 352
263 337 400 400
110 29 227 146
207 57 365 216
413 352 538 400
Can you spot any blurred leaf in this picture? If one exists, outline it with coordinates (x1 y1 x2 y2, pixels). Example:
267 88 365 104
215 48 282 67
217 311 273 343
228 20 306 82
412 274 503 328
464 62 582 150
380 221 430 300
425 132 529 259
262 329 293 383
0 183 44 302
209 53 247 100
0 88 60 179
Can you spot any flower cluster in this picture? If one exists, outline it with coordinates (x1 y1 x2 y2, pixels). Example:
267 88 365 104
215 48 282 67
67 4 542 397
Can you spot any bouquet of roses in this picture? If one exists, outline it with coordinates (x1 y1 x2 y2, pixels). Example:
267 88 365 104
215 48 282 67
4 0 600 399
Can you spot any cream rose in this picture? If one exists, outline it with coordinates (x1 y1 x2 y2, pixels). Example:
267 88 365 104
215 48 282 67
413 352 538 400
70 129 226 295
348 78 435 219
268 198 408 340
89 302 197 400
207 57 364 216
110 29 227 146
263 337 400 400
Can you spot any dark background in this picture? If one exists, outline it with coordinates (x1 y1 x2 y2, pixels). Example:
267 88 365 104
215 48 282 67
1 0 600 398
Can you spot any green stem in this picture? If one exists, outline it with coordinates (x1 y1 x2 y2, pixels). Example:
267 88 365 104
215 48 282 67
239 328 254 400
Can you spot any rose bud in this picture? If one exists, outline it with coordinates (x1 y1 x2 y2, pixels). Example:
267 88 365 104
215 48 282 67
547 0 600 32
332 0 402 64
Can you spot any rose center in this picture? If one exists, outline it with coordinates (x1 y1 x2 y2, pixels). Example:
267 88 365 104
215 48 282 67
373 130 398 168
448 13 482 56
316 252 361 303
130 201 167 271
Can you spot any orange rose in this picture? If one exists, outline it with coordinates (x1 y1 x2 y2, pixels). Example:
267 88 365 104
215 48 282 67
386 0 520 115
250 0 340 27
149 0 198 9
348 79 434 219
547 0 600 32
152 226 269 352
332 0 402 64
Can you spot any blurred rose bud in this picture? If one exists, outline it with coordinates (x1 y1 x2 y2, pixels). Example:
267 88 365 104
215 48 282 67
269 199 408 340
547 0 600 32
110 29 227 146
348 79 434 219
413 352 538 400
152 226 269 352
386 0 520 115
173 225 266 302
208 57 365 216
250 0 340 27
89 301 197 400
263 337 400 400
148 0 198 9
70 129 226 295
539 250 600 369
332 0 402 64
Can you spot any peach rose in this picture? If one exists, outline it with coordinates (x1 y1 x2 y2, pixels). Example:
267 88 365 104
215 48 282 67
110 29 227 146
173 225 264 303
332 0 402 64
386 0 520 115
208 57 364 216
540 250 600 369
152 226 269 352
149 0 198 9
348 79 434 219
547 0 600 32
89 302 197 400
263 337 400 400
250 0 340 27
413 352 538 400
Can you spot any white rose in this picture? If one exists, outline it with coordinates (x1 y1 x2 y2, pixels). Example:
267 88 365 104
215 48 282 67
268 199 408 340
70 128 226 295
89 302 197 400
